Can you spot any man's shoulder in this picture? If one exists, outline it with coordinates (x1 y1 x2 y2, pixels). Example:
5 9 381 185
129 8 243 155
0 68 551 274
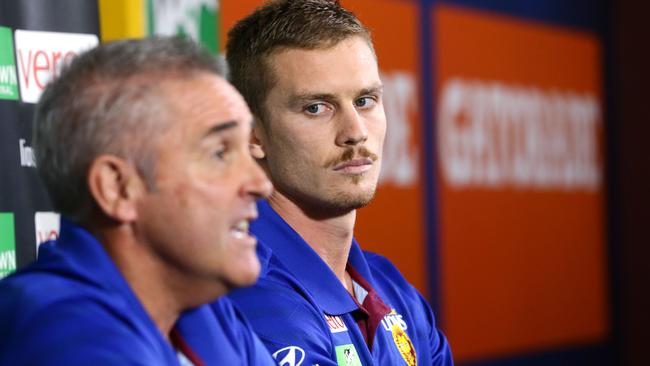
227 262 329 338
0 277 162 365
226 273 335 364
0 266 120 323
358 249 434 320
361 250 415 290
229 263 324 321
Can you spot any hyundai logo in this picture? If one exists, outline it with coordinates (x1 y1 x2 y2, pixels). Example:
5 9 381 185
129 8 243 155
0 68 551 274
272 346 305 366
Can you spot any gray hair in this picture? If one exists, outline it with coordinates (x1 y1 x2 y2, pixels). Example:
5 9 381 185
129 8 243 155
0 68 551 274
33 36 225 222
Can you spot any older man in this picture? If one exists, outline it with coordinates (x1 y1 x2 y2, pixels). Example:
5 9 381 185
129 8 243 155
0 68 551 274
0 37 274 365
225 1 453 365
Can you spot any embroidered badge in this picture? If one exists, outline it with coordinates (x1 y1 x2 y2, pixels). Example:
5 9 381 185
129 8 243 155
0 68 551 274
335 344 362 366
391 322 417 366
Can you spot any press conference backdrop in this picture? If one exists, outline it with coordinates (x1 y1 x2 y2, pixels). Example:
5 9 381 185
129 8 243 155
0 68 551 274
0 0 100 272
0 0 612 365
0 0 219 269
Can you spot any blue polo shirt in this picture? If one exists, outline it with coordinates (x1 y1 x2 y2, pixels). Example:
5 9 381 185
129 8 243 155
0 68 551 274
227 201 453 365
0 219 275 366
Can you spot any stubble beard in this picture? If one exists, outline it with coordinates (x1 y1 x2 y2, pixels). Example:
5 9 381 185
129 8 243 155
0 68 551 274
276 171 379 219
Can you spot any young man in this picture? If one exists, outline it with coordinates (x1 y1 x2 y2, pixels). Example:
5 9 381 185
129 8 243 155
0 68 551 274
225 1 453 365
0 37 275 365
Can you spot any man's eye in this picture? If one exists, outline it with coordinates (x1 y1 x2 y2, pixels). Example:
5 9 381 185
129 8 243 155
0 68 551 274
304 103 327 115
355 96 375 108
213 146 227 160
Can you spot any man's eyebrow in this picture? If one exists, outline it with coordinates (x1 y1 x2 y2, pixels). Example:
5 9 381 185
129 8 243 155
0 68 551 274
359 84 384 96
203 120 238 138
288 84 385 107
288 93 336 107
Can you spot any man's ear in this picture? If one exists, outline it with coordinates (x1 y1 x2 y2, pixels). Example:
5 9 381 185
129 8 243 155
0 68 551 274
250 118 267 160
87 155 145 223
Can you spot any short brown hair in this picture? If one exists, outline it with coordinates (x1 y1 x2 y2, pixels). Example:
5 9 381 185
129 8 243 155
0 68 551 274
226 0 373 121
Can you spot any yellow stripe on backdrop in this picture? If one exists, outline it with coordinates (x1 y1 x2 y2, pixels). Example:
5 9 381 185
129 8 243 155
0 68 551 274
98 0 219 53
98 0 147 42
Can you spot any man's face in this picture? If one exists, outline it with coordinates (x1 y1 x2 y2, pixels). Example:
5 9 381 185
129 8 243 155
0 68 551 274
136 73 272 294
259 36 386 214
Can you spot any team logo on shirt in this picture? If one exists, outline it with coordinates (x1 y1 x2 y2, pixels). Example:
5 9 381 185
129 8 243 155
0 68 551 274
391 322 417 366
324 314 348 333
335 344 362 366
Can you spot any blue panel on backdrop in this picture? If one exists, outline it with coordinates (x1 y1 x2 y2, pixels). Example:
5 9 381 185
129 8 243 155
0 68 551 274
433 0 606 32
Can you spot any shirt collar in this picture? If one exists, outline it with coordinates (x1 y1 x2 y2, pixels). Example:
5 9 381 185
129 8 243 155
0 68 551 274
40 218 157 326
252 200 363 315
39 218 124 290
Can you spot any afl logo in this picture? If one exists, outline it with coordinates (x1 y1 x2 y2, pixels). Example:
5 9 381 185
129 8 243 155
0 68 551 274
272 346 305 366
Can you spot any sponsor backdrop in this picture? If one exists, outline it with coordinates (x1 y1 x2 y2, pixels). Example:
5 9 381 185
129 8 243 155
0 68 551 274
0 0 611 365
434 3 608 362
222 1 611 364
0 0 219 274
0 0 99 272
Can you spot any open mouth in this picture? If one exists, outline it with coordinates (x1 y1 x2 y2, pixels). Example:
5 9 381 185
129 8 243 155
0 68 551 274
231 219 251 240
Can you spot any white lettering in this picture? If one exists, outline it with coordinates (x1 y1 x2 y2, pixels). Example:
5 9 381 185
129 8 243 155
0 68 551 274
0 251 16 271
0 65 17 85
379 71 419 187
438 78 601 191
19 139 36 168
381 312 408 331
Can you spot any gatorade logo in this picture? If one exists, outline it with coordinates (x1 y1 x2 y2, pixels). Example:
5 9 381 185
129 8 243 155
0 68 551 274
0 213 16 278
0 26 19 100
14 30 98 103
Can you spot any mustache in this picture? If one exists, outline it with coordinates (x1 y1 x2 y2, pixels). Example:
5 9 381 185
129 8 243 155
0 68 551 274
324 147 378 169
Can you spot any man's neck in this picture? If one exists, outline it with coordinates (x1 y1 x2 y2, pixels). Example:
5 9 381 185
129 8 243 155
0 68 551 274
93 223 225 341
268 192 356 292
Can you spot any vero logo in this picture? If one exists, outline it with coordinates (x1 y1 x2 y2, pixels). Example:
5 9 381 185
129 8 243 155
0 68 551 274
0 213 16 278
14 30 98 103
0 26 19 101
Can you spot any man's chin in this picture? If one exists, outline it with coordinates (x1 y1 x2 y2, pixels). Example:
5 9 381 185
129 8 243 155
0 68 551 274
225 263 261 289
321 190 376 214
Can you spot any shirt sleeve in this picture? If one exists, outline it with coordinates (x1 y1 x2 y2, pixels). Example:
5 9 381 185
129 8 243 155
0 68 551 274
416 291 454 366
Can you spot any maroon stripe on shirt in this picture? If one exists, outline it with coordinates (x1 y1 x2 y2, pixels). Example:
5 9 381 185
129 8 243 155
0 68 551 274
170 328 206 366
347 263 391 351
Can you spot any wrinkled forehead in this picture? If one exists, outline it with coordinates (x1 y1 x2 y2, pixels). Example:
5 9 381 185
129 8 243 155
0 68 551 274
157 73 252 134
